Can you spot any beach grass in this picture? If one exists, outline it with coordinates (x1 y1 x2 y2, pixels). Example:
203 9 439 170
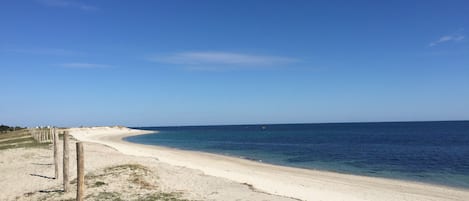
87 191 188 201
0 130 50 150
138 192 188 201
64 164 190 201
0 130 29 140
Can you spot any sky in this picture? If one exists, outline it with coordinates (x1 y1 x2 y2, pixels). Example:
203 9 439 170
1 0 469 127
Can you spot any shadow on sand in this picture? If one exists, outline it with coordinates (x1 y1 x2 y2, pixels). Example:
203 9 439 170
38 189 63 193
31 163 53 166
29 173 56 180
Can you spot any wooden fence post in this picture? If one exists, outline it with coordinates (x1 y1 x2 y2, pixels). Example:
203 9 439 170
63 131 70 192
41 129 45 143
76 142 84 201
53 128 59 179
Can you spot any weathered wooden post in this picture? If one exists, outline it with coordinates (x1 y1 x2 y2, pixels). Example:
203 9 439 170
53 128 59 179
48 128 51 142
63 131 70 192
76 142 84 201
41 128 45 143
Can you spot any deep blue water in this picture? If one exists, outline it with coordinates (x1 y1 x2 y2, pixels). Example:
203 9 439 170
126 121 469 188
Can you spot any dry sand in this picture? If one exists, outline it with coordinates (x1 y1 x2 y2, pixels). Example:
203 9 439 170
1 126 469 201
0 127 295 201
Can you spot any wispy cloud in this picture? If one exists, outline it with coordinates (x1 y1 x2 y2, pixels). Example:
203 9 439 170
61 63 111 69
149 51 299 70
36 0 98 11
429 34 465 47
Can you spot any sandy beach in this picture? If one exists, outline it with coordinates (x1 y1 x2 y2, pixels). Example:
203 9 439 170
70 127 469 201
1 126 469 201
0 127 295 201
4 1 469 200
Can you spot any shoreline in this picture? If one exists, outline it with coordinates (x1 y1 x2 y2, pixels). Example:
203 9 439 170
124 131 469 191
69 126 469 201
1 127 296 201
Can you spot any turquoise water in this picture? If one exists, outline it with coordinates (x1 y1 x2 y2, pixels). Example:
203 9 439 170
126 121 469 188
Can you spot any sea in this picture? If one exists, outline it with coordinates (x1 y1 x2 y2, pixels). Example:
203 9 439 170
126 121 469 188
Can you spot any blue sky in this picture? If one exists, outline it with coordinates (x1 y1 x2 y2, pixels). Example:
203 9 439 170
1 0 468 127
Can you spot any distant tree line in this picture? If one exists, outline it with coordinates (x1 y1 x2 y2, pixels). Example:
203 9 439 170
0 125 26 133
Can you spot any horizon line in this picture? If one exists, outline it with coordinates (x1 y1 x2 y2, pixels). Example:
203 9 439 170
131 119 469 128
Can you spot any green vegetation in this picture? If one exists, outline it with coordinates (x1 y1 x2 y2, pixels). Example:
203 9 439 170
93 181 106 187
138 192 188 201
0 129 50 150
104 164 151 172
20 162 193 200
90 192 124 201
0 125 25 133
84 191 188 201
86 164 190 201
104 164 156 189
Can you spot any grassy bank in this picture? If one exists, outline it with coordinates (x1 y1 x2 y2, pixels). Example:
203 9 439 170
0 130 50 150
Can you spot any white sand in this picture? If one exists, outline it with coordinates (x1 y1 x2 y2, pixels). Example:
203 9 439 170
0 127 296 201
67 126 469 201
